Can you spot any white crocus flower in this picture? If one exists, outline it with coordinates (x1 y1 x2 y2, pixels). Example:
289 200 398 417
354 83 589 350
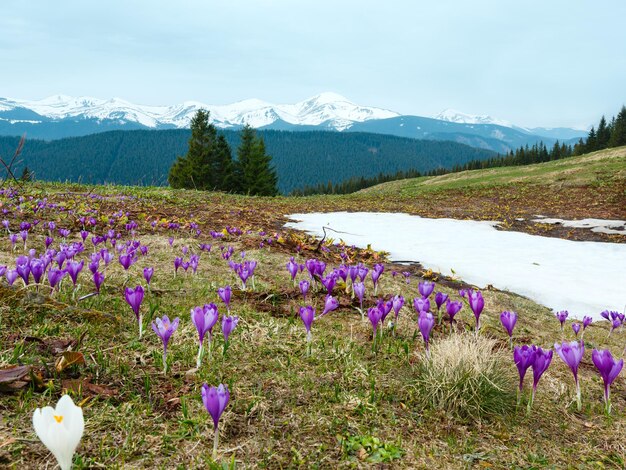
32 395 84 470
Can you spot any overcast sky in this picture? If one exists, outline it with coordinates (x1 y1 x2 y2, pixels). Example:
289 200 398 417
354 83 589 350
1 0 625 128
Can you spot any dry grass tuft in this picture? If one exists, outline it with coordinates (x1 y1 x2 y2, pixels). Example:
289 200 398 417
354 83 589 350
413 333 516 422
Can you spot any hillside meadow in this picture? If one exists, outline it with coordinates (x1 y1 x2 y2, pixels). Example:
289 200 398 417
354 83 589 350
0 147 625 468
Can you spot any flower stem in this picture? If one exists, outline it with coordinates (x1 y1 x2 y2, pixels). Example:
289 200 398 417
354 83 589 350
575 377 582 411
527 388 536 415
212 426 219 460
196 344 203 368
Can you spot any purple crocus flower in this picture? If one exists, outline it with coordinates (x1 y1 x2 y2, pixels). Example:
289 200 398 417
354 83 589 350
467 290 484 332
191 304 219 367
5 269 18 286
591 349 624 414
218 286 232 312
222 315 239 344
572 323 581 337
16 256 30 285
528 347 553 412
201 383 230 458
173 256 182 275
299 280 310 301
418 311 435 356
609 318 621 337
143 267 154 285
371 263 384 295
93 271 104 293
29 259 45 284
353 281 365 319
348 265 359 285
286 258 298 285
65 260 84 286
580 316 592 339
152 315 180 374
500 311 517 346
321 274 336 295
321 295 339 317
124 285 145 338
514 345 536 404
100 249 112 265
88 258 100 275
367 307 383 339
119 253 134 271
392 295 404 320
299 305 315 343
45 236 54 249
445 300 463 330
555 310 569 331
554 340 585 410
600 310 610 321
47 267 65 290
418 281 435 299
20 230 28 248
9 233 18 250
434 292 449 311
413 297 430 314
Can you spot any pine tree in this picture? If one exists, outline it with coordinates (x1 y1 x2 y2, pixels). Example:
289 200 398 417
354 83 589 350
608 106 626 148
235 124 256 192
247 137 279 196
236 125 278 196
168 109 218 190
214 134 235 191
596 116 610 149
586 126 597 152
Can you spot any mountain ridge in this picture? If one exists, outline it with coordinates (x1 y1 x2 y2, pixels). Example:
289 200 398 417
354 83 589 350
0 93 587 152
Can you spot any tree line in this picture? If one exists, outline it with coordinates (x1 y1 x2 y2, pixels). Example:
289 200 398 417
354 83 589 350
572 105 626 155
294 105 626 196
168 110 278 196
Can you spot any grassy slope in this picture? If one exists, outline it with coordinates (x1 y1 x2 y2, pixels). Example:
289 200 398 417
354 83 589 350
360 146 626 195
0 149 625 468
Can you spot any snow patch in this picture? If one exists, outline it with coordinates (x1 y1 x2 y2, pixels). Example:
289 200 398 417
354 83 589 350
531 217 626 235
285 212 626 319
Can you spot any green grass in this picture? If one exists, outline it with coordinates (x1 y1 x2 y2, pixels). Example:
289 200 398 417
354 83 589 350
360 146 626 196
0 151 625 468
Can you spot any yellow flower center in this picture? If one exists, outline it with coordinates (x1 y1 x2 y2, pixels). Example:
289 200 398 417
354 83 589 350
53 415 64 423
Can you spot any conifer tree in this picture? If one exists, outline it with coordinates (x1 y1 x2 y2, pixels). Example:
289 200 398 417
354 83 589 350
236 125 278 196
214 134 235 191
585 126 597 152
608 106 626 148
168 109 218 189
596 116 610 149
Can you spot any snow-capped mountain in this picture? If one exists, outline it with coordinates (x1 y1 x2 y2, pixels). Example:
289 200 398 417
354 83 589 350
433 109 513 128
0 92 399 131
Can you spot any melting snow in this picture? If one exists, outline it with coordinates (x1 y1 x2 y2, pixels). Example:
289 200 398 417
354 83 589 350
532 216 626 235
285 212 626 320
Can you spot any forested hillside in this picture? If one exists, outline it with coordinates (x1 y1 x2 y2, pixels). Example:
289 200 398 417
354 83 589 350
0 130 495 193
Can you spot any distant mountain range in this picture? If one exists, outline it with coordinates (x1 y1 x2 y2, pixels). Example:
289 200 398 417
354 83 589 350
0 93 587 152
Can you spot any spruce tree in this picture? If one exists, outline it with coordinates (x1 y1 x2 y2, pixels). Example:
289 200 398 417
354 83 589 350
214 134 235 191
586 126 597 152
236 125 278 196
596 116 610 149
235 124 256 192
168 109 218 189
608 106 626 148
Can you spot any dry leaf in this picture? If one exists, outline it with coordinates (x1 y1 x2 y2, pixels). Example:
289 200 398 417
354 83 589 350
0 365 42 392
55 351 85 373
